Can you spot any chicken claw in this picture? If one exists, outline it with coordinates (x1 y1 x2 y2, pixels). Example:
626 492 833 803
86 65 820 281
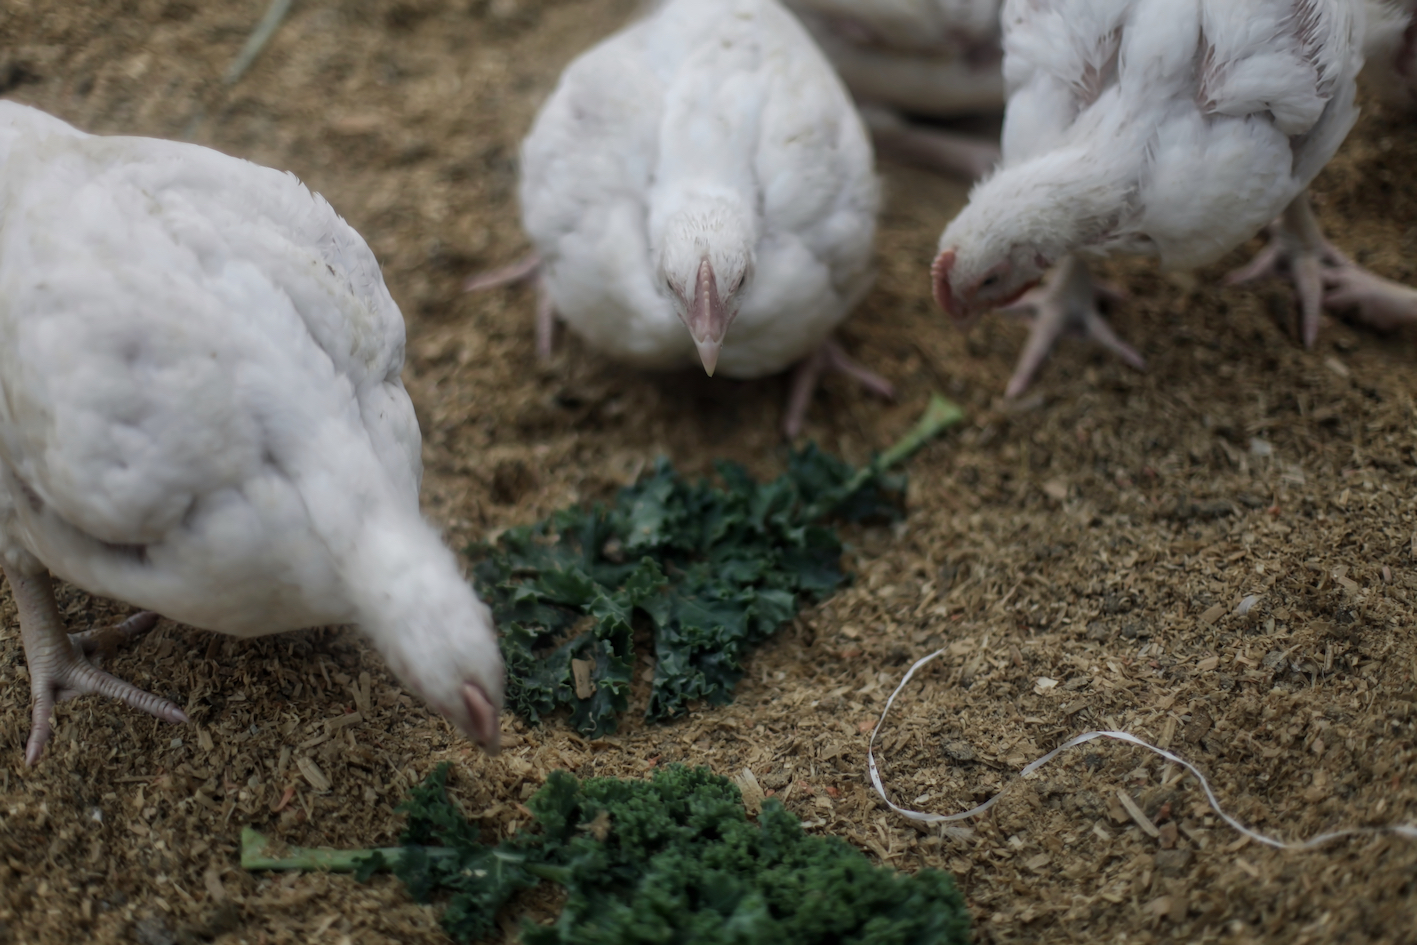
997 255 1144 398
1321 250 1417 332
1225 195 1334 348
783 339 895 439
463 253 558 362
1228 194 1417 343
5 566 186 766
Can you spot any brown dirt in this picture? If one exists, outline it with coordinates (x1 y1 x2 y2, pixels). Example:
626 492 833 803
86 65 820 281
3 2 1417 943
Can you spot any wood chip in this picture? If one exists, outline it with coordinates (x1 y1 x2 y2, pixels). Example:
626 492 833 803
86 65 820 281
350 672 372 717
1115 789 1160 837
1199 604 1226 626
202 867 226 903
1197 655 1220 672
734 768 765 815
326 711 362 732
297 756 331 793
571 658 597 699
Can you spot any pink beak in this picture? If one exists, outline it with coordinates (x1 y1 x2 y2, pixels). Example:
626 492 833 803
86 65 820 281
930 249 960 320
687 257 729 376
462 682 501 755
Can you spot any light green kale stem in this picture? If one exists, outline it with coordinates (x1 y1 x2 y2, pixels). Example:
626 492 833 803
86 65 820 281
240 827 571 883
806 394 965 519
239 826 438 873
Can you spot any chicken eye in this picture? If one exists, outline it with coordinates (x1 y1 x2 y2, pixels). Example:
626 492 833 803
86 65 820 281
980 275 1001 290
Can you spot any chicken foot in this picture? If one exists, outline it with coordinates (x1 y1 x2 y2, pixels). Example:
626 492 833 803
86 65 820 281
1225 194 1332 348
783 339 896 439
5 565 186 766
1322 252 1417 331
997 254 1144 398
463 253 557 361
1226 194 1417 345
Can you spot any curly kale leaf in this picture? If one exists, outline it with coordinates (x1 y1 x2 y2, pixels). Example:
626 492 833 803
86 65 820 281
365 763 970 945
473 396 963 737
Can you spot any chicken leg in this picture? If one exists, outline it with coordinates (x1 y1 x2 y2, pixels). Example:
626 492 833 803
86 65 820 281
463 253 557 361
1225 194 1417 344
1225 194 1333 347
783 339 896 438
5 565 187 765
861 106 1000 181
997 254 1145 398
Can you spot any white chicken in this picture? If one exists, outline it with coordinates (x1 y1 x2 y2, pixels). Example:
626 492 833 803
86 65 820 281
0 102 504 765
783 0 1007 178
932 0 1371 397
466 0 892 438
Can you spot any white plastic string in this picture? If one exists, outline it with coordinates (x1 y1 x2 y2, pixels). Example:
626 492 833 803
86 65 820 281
867 647 1417 849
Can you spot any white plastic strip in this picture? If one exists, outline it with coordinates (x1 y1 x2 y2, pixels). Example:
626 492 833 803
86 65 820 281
867 647 1417 849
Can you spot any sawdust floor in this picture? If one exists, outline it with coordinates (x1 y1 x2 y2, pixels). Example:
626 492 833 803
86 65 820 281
3 1 1417 943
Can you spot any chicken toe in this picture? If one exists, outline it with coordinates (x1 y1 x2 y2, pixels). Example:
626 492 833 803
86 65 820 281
461 252 541 293
1225 195 1332 348
998 255 1144 398
463 253 560 362
5 566 187 766
1321 251 1417 333
783 339 895 439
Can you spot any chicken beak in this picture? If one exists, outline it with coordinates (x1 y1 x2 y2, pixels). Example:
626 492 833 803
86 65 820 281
931 249 968 325
462 681 501 755
687 257 728 376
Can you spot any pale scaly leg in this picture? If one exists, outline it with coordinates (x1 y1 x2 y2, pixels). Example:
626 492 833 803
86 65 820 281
463 253 559 363
461 252 541 293
997 254 1144 399
1227 193 1417 342
861 106 1000 181
534 280 557 363
5 565 186 766
1225 194 1331 348
783 339 896 439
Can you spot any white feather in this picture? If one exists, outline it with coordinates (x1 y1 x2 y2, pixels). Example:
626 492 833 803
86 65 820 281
517 0 879 378
0 102 502 737
941 0 1365 285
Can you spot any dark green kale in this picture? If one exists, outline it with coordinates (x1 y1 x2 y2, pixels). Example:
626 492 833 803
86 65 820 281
241 763 970 945
471 396 963 736
517 764 970 945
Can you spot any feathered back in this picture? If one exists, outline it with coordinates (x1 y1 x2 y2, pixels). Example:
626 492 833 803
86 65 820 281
974 0 1363 268
0 102 420 552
